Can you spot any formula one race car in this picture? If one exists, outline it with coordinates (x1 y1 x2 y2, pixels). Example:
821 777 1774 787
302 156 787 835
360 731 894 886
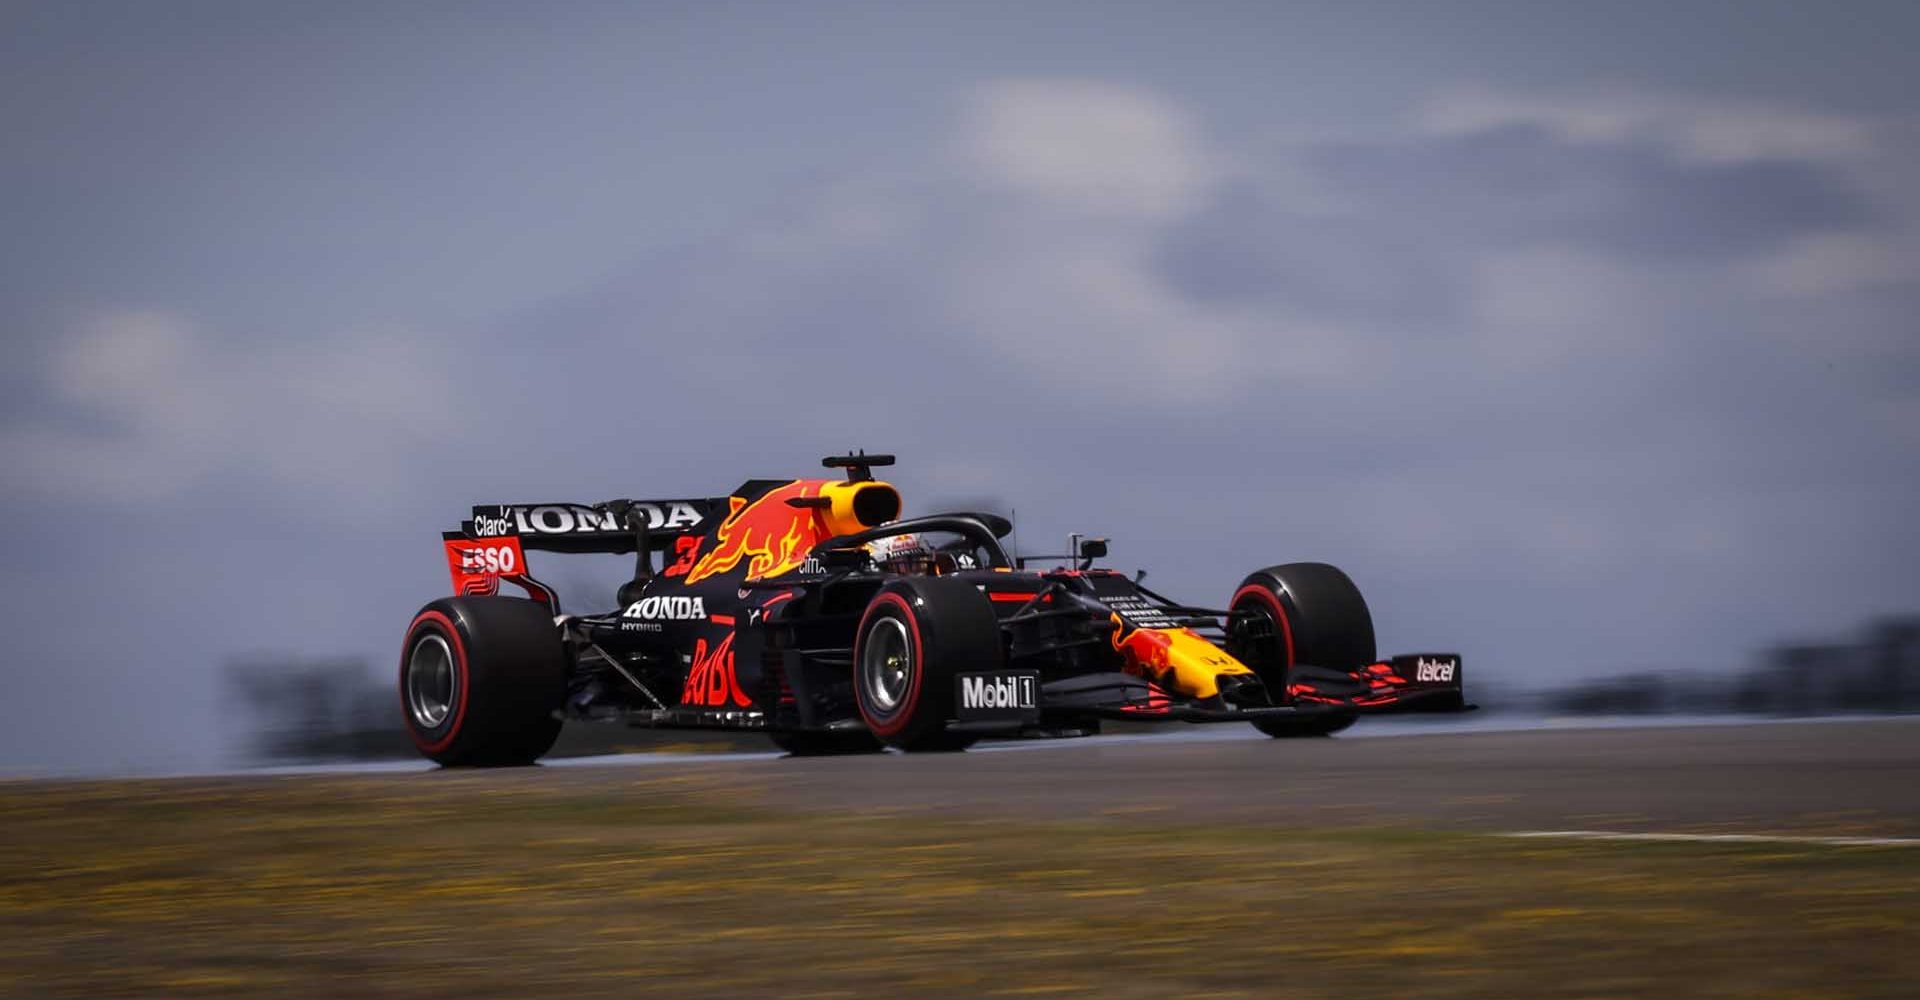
399 454 1467 764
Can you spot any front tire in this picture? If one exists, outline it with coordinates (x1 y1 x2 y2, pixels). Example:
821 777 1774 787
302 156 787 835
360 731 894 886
852 578 1000 752
400 597 567 766
1229 563 1374 739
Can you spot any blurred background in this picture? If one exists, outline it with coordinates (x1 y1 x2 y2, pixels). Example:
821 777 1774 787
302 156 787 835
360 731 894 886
3 0 1916 774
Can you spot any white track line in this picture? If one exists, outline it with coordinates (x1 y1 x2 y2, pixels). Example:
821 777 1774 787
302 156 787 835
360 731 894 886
1497 830 1920 848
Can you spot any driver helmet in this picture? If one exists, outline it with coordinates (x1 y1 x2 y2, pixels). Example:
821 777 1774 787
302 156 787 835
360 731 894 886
868 533 936 575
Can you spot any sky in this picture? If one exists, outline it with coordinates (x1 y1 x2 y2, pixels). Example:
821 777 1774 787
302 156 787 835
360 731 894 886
3 0 1917 773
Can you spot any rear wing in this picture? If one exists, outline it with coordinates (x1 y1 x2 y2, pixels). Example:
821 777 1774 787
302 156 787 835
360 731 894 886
445 500 727 553
440 499 727 610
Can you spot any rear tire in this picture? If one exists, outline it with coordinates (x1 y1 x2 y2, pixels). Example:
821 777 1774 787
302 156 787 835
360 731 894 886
1229 563 1374 739
768 730 885 756
852 578 999 752
400 597 567 766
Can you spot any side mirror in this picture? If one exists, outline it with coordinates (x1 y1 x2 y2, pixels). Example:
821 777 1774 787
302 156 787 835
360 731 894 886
1078 538 1108 560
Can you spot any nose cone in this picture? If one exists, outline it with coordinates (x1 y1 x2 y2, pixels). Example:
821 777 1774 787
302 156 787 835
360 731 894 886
1113 623 1254 700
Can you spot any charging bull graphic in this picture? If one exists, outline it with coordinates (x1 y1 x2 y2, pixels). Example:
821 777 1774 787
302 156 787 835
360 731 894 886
683 481 828 584
681 478 904 584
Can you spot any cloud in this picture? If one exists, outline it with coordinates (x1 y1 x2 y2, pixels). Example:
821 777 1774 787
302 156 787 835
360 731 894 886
1741 232 1920 297
1149 87 1909 385
1386 86 1920 383
936 80 1389 394
955 79 1221 220
941 80 1250 386
1417 84 1879 165
1298 124 1875 262
2 311 459 503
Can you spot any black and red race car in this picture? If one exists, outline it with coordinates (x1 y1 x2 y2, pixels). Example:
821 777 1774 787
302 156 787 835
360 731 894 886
399 453 1467 764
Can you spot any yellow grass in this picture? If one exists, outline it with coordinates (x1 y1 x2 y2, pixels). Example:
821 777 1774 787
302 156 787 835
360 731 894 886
1 774 1916 998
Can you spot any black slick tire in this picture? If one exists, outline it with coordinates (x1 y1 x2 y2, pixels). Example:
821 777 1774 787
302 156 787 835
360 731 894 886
852 577 1000 752
400 597 567 766
1229 563 1374 739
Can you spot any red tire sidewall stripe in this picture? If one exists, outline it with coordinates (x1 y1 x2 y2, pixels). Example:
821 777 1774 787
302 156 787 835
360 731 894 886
1232 584 1295 671
856 592 924 738
401 609 471 755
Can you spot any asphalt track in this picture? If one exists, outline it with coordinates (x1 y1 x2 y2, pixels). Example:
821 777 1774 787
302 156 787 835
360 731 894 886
40 716 1917 838
488 716 1919 837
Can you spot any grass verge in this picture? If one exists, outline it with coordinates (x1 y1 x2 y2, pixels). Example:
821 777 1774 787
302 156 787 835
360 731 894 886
2 774 1916 998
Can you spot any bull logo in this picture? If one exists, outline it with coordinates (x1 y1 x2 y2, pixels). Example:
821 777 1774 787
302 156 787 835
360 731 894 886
683 482 827 584
681 633 752 708
1110 614 1250 700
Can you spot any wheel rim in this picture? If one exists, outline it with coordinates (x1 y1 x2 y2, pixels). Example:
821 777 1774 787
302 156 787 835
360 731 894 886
406 633 458 730
860 616 913 715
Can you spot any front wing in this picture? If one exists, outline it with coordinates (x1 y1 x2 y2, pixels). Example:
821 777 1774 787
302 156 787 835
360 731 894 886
947 654 1469 730
1287 653 1468 713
